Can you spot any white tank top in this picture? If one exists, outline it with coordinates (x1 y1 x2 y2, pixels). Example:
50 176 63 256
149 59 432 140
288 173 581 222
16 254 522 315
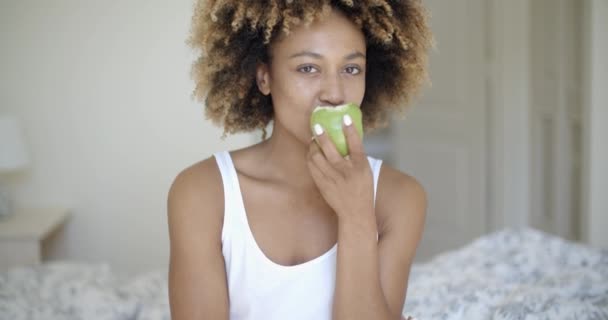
213 151 383 320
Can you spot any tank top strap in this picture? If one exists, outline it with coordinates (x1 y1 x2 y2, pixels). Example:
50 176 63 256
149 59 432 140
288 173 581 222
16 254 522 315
367 156 383 242
367 156 383 208
213 151 246 242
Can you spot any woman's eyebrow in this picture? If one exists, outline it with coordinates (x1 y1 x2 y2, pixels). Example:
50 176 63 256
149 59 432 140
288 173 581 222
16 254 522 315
289 51 323 59
288 51 366 60
344 51 366 60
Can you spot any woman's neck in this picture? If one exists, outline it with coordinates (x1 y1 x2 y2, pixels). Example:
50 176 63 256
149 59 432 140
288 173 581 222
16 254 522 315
256 124 317 191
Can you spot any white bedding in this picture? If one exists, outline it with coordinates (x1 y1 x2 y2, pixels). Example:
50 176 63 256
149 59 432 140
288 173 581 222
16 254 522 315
0 263 169 320
1 228 606 320
404 228 608 319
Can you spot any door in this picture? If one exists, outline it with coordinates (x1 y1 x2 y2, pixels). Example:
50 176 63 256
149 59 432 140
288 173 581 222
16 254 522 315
389 0 488 261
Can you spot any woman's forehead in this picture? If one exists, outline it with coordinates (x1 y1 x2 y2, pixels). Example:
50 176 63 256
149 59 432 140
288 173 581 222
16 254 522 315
270 9 366 58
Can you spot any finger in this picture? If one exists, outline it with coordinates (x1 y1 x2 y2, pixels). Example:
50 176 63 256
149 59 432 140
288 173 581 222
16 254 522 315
308 139 341 183
306 153 334 191
342 114 366 160
308 136 323 158
312 123 345 165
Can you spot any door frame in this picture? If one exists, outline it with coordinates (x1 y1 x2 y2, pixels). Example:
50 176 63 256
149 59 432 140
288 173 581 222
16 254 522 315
581 0 608 247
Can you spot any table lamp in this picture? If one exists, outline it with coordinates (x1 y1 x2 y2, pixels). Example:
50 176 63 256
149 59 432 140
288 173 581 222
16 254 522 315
0 115 30 219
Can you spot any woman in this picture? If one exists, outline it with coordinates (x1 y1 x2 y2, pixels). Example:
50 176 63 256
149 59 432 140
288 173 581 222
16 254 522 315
168 1 433 319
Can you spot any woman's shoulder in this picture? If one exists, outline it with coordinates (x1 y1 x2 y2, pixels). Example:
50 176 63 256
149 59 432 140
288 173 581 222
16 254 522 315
377 163 424 194
375 162 427 232
167 155 225 227
170 155 223 197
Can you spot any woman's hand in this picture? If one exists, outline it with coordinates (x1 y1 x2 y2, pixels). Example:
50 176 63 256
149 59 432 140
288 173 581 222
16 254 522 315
306 114 375 220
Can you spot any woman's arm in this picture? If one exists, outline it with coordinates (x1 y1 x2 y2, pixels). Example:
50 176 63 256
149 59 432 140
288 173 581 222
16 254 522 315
307 122 426 320
332 168 426 320
167 159 230 320
375 167 427 318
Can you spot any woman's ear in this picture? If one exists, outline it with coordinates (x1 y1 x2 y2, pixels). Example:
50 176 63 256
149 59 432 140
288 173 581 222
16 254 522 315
256 64 271 96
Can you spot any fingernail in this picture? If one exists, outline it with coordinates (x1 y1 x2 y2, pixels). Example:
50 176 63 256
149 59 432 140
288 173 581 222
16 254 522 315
343 114 352 126
314 123 324 136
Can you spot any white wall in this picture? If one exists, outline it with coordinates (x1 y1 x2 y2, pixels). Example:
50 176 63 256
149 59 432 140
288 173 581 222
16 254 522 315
0 0 254 274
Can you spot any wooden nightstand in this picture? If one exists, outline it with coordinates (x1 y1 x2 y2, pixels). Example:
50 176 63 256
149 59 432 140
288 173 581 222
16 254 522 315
0 207 70 272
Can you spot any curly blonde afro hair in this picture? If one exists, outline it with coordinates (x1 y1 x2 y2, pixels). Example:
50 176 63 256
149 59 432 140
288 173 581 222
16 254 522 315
187 0 433 138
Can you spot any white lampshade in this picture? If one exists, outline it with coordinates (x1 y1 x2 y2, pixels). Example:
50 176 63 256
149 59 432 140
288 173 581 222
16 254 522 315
0 115 30 172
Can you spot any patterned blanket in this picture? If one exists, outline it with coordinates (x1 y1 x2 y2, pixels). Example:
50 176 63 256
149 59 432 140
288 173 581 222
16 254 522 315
404 228 608 319
1 228 607 319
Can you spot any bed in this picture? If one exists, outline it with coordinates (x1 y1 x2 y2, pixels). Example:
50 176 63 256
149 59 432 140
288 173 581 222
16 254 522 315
404 228 608 319
1 227 607 320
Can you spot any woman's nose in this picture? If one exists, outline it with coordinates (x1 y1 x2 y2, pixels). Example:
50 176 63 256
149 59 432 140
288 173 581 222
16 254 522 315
319 73 345 106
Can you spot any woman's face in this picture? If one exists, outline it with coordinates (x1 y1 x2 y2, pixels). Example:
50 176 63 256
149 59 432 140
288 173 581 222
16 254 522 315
256 9 367 144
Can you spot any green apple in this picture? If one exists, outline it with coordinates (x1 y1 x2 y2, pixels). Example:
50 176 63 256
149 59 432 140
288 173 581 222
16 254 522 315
310 102 364 157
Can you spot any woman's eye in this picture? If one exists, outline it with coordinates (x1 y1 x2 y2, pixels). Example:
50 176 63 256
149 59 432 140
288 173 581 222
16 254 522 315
344 66 362 75
298 65 318 73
